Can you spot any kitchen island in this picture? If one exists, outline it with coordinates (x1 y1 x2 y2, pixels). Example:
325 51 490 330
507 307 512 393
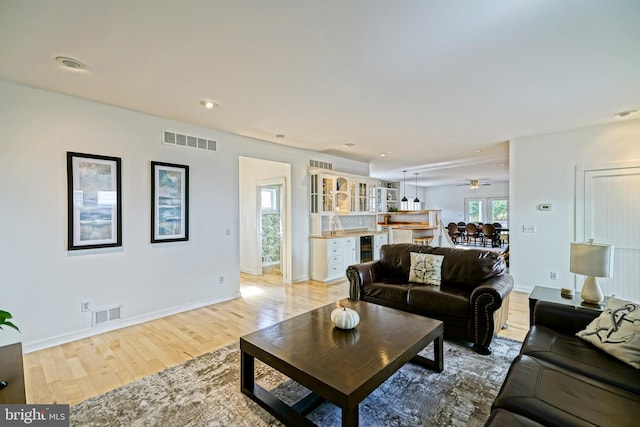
388 224 437 244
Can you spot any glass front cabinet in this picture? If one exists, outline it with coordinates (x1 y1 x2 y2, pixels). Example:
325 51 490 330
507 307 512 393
309 168 378 235
310 169 377 215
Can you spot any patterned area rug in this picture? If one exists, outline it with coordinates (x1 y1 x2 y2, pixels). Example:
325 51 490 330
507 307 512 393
71 337 521 426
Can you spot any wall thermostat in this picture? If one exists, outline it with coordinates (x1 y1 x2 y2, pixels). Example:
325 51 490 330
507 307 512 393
539 203 553 211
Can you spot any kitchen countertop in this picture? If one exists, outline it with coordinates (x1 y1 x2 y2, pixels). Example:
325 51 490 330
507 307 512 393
310 230 388 239
380 223 436 230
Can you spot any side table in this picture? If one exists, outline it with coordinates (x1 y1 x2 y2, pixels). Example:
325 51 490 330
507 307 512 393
528 286 607 326
0 342 26 404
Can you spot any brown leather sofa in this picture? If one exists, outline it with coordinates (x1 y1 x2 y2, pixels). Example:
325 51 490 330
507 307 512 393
346 243 513 354
486 301 640 426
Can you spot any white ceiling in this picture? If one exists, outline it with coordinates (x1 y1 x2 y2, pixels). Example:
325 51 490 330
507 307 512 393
1 0 639 186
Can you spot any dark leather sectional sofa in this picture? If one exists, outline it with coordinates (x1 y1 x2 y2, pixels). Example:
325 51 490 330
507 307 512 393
486 301 640 426
346 243 513 354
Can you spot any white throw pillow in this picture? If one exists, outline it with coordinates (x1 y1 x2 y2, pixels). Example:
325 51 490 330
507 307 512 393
576 297 640 369
408 252 444 285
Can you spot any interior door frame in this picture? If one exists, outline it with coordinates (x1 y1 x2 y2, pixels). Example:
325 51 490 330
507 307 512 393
256 177 288 281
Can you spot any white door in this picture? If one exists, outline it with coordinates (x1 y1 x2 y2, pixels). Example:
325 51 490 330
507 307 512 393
577 163 640 301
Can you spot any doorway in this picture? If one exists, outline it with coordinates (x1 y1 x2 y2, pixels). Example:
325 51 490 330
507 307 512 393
238 157 292 283
576 162 640 301
258 181 283 276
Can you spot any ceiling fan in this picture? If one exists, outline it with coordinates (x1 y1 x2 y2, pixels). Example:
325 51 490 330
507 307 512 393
457 179 491 190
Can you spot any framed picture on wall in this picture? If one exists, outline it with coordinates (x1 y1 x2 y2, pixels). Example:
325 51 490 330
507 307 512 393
67 152 122 250
151 161 189 243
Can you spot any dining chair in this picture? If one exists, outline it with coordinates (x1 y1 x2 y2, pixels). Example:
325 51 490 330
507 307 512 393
465 223 480 246
447 222 460 244
481 223 498 247
493 223 507 246
457 221 466 240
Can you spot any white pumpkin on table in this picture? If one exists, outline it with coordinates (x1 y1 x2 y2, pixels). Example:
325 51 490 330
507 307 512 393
331 305 360 330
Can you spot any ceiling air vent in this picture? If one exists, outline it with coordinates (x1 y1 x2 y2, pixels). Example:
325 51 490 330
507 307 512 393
310 160 333 170
163 131 216 152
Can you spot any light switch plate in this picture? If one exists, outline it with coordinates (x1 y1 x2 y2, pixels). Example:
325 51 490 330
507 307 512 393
522 225 536 233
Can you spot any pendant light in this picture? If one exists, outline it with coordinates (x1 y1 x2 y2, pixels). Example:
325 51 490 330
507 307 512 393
413 173 420 203
401 171 408 202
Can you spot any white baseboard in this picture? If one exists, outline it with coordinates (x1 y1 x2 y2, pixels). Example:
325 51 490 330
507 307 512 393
513 284 533 294
22 292 240 354
292 275 309 283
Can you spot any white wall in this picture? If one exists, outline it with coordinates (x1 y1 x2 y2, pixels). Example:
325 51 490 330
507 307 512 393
510 118 640 293
0 80 368 350
425 182 509 225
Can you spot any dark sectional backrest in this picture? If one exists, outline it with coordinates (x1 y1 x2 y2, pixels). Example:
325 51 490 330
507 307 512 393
379 243 506 285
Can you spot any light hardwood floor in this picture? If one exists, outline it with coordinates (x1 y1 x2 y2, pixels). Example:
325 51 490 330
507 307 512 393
23 273 529 405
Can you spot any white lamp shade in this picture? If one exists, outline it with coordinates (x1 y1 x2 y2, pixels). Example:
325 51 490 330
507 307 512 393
570 242 614 278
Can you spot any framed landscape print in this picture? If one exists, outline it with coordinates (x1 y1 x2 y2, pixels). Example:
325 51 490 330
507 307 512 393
67 152 122 250
151 161 189 243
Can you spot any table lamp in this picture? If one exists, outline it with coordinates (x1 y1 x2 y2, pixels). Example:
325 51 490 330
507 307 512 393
569 239 614 304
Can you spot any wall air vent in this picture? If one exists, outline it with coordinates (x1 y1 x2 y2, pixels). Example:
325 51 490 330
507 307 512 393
309 160 333 170
163 131 216 152
92 304 123 327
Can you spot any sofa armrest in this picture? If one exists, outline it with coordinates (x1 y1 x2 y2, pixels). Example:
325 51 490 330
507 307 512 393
346 261 381 300
533 301 600 334
469 274 515 353
471 274 514 304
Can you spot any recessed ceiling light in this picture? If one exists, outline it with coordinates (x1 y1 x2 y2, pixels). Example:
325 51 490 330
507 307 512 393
344 143 354 148
200 100 218 110
55 56 85 70
615 109 638 118
275 134 286 139
476 150 482 153
379 152 387 157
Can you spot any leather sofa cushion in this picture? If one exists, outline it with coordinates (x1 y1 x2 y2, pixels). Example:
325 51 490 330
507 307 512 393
431 246 505 285
379 244 505 286
493 355 640 427
379 244 430 280
407 284 469 318
521 325 640 394
484 409 545 427
362 282 412 305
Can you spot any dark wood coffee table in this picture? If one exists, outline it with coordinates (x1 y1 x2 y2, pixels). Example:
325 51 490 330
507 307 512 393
240 299 444 426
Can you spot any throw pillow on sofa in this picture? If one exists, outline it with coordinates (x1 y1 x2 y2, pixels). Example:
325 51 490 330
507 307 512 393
576 296 640 369
408 252 444 285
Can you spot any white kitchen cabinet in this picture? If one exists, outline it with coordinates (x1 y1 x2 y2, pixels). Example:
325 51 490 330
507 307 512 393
343 237 357 267
376 181 400 213
373 233 388 260
310 236 356 282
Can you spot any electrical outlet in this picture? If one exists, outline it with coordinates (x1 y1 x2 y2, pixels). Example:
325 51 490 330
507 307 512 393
550 271 558 280
218 275 224 285
522 225 536 233
81 300 91 312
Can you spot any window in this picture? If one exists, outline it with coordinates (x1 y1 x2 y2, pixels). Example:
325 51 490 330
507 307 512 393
261 187 279 213
465 197 508 226
466 199 484 223
489 198 508 226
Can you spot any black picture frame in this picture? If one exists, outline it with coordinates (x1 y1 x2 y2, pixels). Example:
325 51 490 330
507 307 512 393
67 152 122 250
151 161 189 243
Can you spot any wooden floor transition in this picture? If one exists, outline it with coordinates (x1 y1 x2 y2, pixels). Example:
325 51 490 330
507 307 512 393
23 273 529 405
